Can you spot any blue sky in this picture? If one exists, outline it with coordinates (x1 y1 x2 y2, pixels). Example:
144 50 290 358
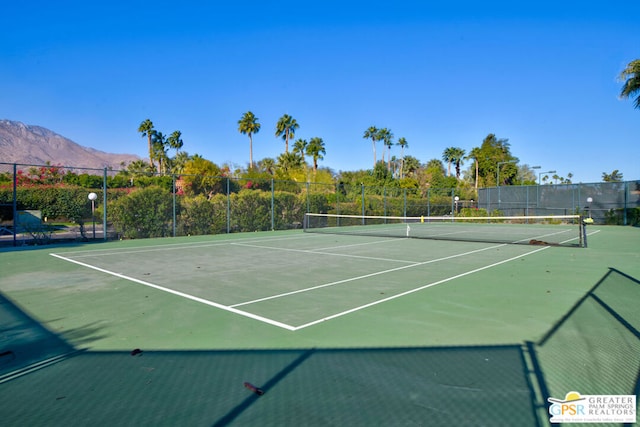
1 1 638 183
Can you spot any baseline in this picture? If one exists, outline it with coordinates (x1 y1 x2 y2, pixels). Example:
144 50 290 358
48 253 297 331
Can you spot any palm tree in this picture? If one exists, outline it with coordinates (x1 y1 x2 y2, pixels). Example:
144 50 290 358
151 131 168 174
619 59 640 109
450 147 466 179
363 126 379 168
277 151 304 173
402 155 420 177
306 137 326 172
467 147 480 191
126 160 154 184
378 128 394 170
138 119 156 170
275 114 299 153
238 111 261 169
257 158 276 175
602 170 624 182
397 137 408 178
292 138 308 164
442 147 457 176
167 131 183 155
171 151 190 174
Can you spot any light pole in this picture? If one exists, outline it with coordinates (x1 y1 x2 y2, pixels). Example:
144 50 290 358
528 166 541 185
88 192 97 239
538 170 556 185
454 196 459 216
586 197 593 219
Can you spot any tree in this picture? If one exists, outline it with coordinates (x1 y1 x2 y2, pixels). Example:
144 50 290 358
363 126 379 168
402 155 421 177
442 147 456 177
450 147 466 179
474 134 517 187
619 59 640 110
602 170 623 182
181 157 223 197
257 158 276 175
238 111 261 169
378 128 394 170
138 119 156 170
292 138 308 164
465 147 482 190
397 137 408 178
306 137 326 172
167 131 184 156
151 131 168 174
276 151 304 175
275 114 299 153
516 164 540 185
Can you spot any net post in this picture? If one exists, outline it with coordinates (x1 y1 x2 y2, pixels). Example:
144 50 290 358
580 216 588 248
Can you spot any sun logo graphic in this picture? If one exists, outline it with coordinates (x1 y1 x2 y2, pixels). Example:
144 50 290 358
548 391 586 419
548 391 636 423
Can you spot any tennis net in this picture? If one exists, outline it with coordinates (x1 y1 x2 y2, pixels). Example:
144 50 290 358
304 213 586 247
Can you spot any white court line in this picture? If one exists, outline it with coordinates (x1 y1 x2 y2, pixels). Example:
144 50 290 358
55 233 321 258
230 241 420 264
291 246 551 330
230 244 506 307
49 230 600 331
49 253 297 331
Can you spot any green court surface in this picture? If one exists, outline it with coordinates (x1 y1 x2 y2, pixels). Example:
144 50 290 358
1 226 638 426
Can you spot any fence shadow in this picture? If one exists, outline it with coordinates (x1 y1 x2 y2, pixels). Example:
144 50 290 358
530 268 640 424
1 345 542 426
2 269 639 426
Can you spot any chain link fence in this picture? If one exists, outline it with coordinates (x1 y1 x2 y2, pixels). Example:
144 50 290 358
478 181 640 225
1 162 638 246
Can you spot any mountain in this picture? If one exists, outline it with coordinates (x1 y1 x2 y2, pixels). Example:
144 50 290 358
0 119 141 170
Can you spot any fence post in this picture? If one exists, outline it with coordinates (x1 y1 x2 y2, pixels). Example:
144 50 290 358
271 178 274 231
451 189 455 220
172 174 176 237
12 163 17 247
226 177 230 233
103 168 108 241
361 184 365 224
403 188 407 217
336 183 340 225
383 187 387 219
624 181 628 226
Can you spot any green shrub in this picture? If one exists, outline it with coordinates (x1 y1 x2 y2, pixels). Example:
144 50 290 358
108 186 173 238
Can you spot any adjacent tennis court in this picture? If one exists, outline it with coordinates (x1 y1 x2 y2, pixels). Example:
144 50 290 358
1 223 638 426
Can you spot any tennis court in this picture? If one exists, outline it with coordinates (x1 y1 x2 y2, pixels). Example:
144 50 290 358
1 223 639 426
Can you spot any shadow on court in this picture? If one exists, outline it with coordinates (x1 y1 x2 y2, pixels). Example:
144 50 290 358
530 268 640 412
1 346 542 426
0 292 80 378
1 269 639 426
